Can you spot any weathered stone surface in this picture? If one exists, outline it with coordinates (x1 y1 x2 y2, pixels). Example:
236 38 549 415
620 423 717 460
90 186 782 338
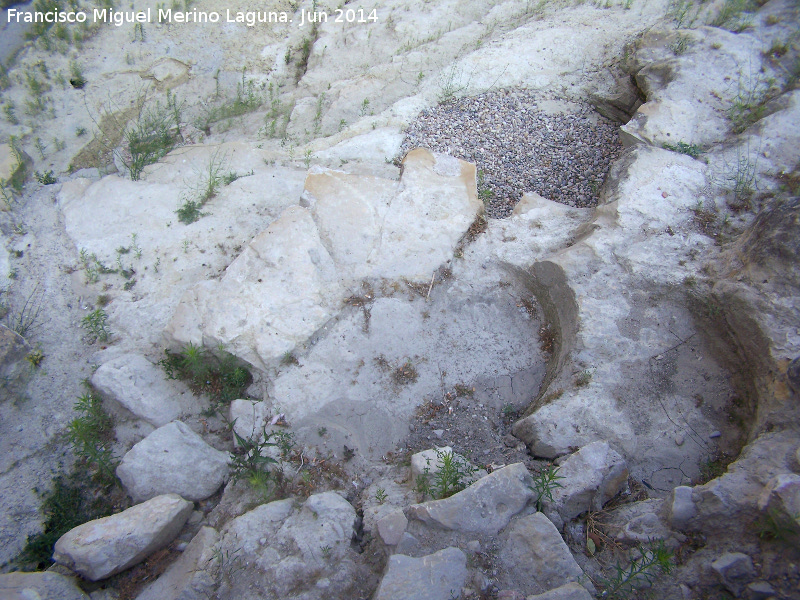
136 526 219 600
217 492 358 599
669 431 798 533
53 494 192 581
165 148 480 371
374 547 468 600
621 27 765 147
544 441 629 521
757 473 800 525
376 510 408 546
745 581 776 600
526 582 594 600
603 499 673 544
407 463 534 535
0 324 31 385
512 392 636 460
666 486 697 531
500 513 587 597
91 354 193 427
117 421 230 503
711 552 755 597
0 571 89 600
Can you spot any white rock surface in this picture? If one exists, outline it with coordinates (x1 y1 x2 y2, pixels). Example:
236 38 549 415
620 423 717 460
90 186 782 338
0 571 89 600
165 148 480 370
376 510 408 546
135 526 219 600
229 399 272 444
407 463 534 535
544 441 629 521
91 353 196 427
621 27 766 147
374 547 468 600
53 494 192 581
500 513 588 597
508 145 730 486
117 421 230 503
217 492 358 600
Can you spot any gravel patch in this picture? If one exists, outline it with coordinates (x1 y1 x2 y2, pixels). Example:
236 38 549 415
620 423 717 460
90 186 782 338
399 89 623 218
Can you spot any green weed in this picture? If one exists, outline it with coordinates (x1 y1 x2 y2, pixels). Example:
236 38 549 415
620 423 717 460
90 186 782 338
710 0 756 32
530 464 564 511
14 472 118 570
159 343 252 406
600 542 674 599
123 91 183 180
230 425 280 499
5 284 45 339
195 69 263 133
67 390 117 485
35 170 57 185
416 449 478 500
662 141 703 158
82 309 110 343
176 150 229 224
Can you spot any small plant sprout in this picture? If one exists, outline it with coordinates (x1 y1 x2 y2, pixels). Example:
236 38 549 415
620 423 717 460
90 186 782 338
82 309 110 343
576 369 593 387
375 487 388 504
530 464 564 511
600 541 674 599
320 545 332 559
317 426 327 437
416 449 479 500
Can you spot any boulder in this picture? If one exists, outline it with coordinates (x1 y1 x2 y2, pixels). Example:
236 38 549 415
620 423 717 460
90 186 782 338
376 509 408 546
117 421 230 503
217 491 359 599
91 354 192 427
603 499 674 544
374 547 468 600
527 582 594 600
407 462 534 535
53 494 192 581
711 552 755 597
135 526 219 600
512 393 637 460
544 441 629 521
0 571 89 600
499 513 588 597
757 473 800 526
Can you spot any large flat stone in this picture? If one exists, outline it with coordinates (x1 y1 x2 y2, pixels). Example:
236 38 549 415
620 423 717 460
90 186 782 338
0 571 89 600
500 513 587 597
544 441 629 521
91 353 194 427
374 547 468 600
407 462 534 535
53 494 192 581
117 421 230 503
135 526 220 600
164 148 480 371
